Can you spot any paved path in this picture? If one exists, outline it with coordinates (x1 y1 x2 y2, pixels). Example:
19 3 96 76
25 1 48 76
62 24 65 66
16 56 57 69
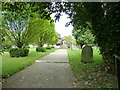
2 49 76 88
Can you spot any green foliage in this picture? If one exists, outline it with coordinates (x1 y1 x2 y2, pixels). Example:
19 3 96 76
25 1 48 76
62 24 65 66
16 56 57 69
9 48 29 57
46 46 51 50
36 47 46 52
2 2 52 49
64 36 76 48
2 36 13 50
72 27 95 47
0 49 4 55
78 3 120 64
2 16 51 49
2 2 51 21
47 30 58 45
51 46 54 48
33 19 58 47
1 27 12 53
2 2 57 49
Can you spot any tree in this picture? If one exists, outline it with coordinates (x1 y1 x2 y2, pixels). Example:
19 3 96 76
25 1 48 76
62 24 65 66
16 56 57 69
50 33 58 45
2 13 45 48
72 27 95 48
45 22 58 45
31 19 58 47
73 2 120 64
2 2 52 21
2 2 53 48
2 36 13 50
64 35 76 48
46 30 58 46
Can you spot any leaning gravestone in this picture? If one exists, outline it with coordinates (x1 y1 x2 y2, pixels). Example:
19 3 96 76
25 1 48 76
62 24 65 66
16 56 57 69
81 46 93 63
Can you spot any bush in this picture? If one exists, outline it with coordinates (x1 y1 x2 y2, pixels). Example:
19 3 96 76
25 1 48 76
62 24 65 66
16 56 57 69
51 46 54 48
36 47 46 52
46 46 51 50
9 48 29 57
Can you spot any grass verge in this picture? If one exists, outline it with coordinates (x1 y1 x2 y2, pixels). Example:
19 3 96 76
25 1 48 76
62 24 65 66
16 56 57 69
1 48 57 78
68 49 118 88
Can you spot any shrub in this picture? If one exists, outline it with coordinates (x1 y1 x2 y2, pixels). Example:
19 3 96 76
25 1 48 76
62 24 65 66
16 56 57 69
36 47 46 52
46 46 51 50
9 48 29 57
51 46 54 48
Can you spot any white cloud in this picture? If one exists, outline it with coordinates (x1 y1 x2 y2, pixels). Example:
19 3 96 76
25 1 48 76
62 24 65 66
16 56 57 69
51 13 73 37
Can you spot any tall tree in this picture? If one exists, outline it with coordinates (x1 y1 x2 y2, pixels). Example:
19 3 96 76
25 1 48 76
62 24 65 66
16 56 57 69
33 20 58 47
2 2 53 48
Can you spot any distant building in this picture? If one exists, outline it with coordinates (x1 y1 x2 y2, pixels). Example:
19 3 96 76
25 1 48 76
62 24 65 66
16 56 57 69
56 33 67 48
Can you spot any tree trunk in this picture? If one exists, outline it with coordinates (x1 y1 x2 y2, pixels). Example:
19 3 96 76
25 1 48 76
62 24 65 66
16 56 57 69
81 43 84 48
47 44 50 46
17 42 23 48
38 43 43 47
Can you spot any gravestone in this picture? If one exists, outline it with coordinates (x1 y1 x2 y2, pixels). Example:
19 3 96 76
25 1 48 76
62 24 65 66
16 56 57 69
81 46 93 63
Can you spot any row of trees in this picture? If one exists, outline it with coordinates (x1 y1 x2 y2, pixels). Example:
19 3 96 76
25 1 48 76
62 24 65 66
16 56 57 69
1 2 58 56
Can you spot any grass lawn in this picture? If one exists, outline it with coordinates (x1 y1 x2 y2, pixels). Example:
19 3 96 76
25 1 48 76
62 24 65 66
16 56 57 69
1 48 57 78
68 49 118 88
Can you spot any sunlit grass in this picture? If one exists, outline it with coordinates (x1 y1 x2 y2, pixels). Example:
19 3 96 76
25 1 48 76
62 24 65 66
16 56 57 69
1 48 56 78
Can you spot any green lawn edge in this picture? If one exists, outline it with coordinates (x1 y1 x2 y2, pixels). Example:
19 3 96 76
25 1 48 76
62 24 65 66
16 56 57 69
1 48 57 78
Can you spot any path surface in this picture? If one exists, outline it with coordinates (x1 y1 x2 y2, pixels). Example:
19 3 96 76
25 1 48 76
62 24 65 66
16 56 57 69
2 49 76 88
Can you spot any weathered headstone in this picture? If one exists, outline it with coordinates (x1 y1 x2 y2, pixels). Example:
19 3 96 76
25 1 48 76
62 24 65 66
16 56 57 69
81 46 93 63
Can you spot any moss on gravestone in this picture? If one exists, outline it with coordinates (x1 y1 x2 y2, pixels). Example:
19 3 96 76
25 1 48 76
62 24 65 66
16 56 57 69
81 46 93 63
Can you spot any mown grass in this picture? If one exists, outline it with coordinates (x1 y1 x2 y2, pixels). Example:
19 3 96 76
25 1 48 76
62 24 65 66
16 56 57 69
1 48 57 78
68 49 118 88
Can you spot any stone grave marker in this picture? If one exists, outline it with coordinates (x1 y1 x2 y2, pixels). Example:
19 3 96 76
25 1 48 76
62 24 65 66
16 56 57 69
81 46 93 63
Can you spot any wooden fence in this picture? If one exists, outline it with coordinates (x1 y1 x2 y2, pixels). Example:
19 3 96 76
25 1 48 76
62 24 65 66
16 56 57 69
114 55 120 89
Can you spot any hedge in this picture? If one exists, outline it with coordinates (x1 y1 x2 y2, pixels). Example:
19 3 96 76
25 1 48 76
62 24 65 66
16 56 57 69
46 46 51 50
9 48 29 57
36 47 46 52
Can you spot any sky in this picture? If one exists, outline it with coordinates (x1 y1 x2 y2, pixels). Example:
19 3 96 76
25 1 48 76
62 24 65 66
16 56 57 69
51 13 73 37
